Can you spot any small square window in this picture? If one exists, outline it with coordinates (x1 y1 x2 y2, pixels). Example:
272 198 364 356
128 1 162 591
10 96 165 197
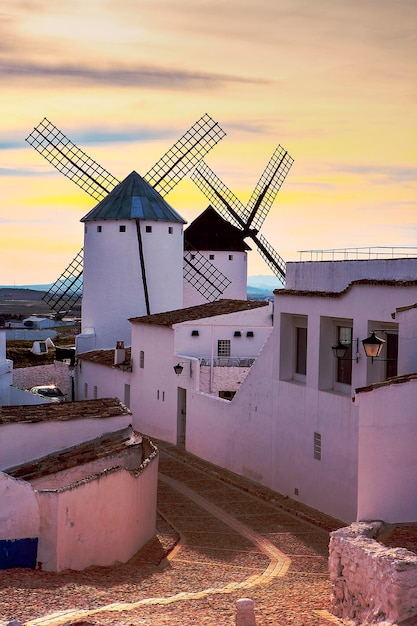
229 254 233 261
209 254 215 260
119 225 126 232
146 225 152 233
168 226 173 234
97 225 102 233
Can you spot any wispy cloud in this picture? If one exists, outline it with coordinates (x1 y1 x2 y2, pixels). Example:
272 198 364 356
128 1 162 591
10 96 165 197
0 60 270 90
333 164 417 185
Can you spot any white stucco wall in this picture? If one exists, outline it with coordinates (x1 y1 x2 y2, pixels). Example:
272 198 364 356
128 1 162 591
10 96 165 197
36 457 158 571
356 378 417 523
129 305 273 444
75 360 132 406
397 304 417 376
184 278 417 523
82 219 184 350
286 258 417 292
183 250 248 307
0 415 131 471
0 473 40 540
130 325 183 442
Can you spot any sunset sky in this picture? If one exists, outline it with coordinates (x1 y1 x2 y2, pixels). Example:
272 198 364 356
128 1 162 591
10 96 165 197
0 0 416 285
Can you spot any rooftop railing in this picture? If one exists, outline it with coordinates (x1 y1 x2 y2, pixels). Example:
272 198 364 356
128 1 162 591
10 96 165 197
199 357 256 367
298 247 417 262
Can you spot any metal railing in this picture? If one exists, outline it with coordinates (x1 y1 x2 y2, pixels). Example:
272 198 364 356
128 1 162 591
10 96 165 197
199 356 256 367
298 247 417 262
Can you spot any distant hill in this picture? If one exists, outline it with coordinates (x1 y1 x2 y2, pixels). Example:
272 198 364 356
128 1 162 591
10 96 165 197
247 275 282 291
0 284 51 291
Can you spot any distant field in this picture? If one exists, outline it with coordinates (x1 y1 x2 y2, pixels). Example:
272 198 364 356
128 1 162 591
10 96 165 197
0 288 51 317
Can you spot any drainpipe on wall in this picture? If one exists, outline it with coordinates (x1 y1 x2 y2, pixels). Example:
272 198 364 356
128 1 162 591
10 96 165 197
210 325 214 394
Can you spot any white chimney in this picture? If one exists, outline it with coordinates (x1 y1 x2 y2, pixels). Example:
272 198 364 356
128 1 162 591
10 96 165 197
114 341 126 365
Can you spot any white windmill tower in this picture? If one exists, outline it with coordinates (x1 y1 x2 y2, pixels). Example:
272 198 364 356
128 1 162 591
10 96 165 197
26 116 227 351
79 170 187 350
183 206 251 307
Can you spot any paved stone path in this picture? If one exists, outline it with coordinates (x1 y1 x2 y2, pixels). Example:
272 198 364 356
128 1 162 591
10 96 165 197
18 443 345 625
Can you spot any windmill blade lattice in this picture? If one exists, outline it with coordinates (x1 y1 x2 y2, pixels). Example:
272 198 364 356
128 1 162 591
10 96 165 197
252 233 286 284
246 145 294 233
191 162 248 231
183 250 231 300
144 114 226 198
42 248 83 314
26 118 120 201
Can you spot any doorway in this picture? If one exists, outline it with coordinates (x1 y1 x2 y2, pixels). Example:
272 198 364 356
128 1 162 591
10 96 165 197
177 387 186 447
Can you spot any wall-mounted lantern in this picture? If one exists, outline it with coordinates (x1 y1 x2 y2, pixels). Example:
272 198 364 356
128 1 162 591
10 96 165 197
173 363 184 376
331 341 348 359
361 331 385 362
331 338 360 362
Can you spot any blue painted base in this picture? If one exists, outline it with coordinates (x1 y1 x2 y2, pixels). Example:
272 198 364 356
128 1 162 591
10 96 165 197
0 538 38 569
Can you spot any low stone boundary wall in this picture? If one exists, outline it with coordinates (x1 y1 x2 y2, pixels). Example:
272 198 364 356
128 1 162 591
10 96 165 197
329 521 417 624
12 362 71 397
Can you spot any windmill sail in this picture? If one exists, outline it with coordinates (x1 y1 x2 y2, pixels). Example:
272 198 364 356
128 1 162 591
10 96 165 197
26 119 120 201
191 145 293 284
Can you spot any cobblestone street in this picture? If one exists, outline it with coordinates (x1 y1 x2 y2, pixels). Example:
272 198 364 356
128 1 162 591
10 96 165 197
1 442 346 626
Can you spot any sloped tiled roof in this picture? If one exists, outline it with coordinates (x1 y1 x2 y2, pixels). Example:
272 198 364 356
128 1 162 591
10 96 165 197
81 171 186 224
130 298 269 326
5 425 144 481
184 206 250 252
0 398 131 424
77 347 132 367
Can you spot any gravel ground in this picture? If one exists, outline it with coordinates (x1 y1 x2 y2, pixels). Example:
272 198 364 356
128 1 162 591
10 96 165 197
0 444 364 626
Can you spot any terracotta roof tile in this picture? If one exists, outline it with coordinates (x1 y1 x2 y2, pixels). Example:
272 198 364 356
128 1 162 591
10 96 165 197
77 347 132 368
0 398 131 424
129 299 269 326
274 279 417 299
5 426 152 483
356 372 417 394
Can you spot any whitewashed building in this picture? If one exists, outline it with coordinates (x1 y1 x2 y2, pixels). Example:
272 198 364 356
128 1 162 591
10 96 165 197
0 399 158 571
180 258 417 524
73 257 417 524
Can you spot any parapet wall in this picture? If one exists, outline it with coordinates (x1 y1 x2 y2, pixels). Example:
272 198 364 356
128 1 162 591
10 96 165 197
329 521 417 624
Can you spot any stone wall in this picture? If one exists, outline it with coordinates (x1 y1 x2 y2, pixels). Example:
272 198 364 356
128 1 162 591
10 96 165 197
329 522 417 624
199 365 250 395
12 362 71 397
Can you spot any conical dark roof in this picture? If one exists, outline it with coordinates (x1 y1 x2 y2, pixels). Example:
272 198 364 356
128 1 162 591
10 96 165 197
81 171 186 224
184 206 251 252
